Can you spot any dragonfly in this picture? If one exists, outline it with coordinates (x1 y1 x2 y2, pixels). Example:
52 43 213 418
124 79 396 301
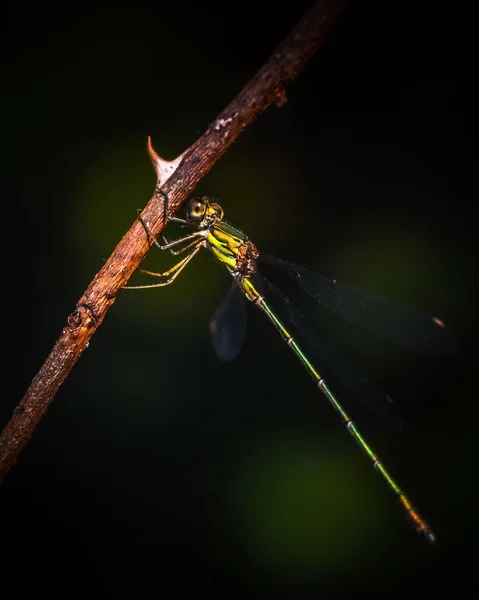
125 195 456 543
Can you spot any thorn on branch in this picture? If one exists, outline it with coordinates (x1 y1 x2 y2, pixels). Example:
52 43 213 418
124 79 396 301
147 136 186 187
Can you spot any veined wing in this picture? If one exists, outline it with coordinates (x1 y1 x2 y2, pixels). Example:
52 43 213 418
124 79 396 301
262 275 403 429
260 255 457 357
209 280 247 362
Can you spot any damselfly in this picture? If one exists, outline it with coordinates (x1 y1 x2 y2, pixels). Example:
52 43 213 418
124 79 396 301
125 195 456 542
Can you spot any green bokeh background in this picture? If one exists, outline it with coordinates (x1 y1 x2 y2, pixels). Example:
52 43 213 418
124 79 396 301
3 1 477 597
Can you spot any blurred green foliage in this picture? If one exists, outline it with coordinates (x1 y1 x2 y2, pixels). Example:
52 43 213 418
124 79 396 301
3 0 476 598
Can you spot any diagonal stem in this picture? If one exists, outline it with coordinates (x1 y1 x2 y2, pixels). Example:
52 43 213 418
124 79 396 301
0 0 349 481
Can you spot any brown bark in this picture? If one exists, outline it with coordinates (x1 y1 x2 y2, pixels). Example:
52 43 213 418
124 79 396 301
0 0 349 481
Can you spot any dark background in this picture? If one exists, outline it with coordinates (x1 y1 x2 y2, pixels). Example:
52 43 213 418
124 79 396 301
2 1 477 597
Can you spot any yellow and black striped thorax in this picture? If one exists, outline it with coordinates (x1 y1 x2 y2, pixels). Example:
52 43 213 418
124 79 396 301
185 196 259 277
206 220 259 277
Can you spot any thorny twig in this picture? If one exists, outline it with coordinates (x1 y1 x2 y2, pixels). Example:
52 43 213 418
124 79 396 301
0 0 349 481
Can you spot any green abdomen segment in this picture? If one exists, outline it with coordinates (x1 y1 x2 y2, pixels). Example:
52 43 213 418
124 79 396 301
242 276 435 542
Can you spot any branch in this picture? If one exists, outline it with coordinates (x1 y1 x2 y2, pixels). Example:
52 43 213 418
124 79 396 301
0 0 349 482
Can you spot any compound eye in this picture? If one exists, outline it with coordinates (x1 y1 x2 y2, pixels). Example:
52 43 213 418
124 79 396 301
210 203 224 220
186 197 207 221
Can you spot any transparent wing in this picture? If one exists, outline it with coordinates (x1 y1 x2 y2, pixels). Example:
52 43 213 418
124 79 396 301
263 276 403 430
209 280 247 362
260 255 457 357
